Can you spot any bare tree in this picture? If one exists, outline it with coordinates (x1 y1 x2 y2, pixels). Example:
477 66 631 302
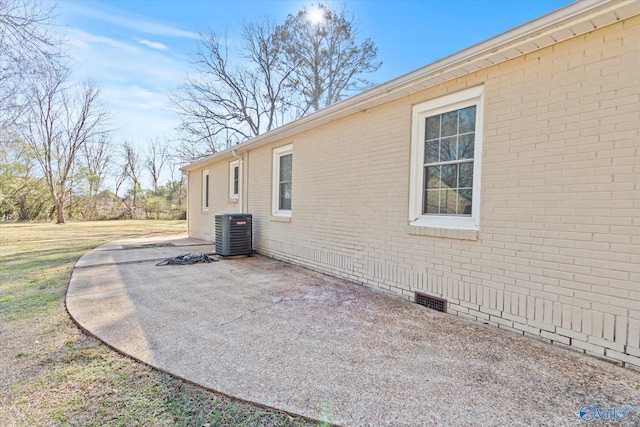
75 137 111 219
113 164 127 198
171 18 296 162
19 66 110 223
82 138 111 195
164 151 187 212
145 138 169 194
172 5 380 162
0 0 61 128
121 140 144 216
278 4 381 113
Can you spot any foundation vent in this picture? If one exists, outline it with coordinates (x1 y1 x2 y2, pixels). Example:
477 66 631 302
415 292 447 313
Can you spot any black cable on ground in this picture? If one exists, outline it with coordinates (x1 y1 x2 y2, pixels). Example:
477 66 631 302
156 253 218 266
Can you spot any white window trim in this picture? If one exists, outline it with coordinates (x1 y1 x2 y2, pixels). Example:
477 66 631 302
229 160 239 199
202 169 210 211
272 144 293 218
409 86 484 231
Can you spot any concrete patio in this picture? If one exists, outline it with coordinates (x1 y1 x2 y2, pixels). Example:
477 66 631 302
66 235 640 426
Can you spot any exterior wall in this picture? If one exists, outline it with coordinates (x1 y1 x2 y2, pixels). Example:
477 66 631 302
187 160 241 241
191 15 640 368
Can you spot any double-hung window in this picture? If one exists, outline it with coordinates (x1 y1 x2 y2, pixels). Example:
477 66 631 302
202 169 210 211
229 160 239 199
272 144 292 217
409 86 484 230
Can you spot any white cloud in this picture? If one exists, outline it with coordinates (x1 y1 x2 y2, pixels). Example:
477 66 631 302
137 38 170 51
68 29 139 53
63 3 199 40
66 29 183 86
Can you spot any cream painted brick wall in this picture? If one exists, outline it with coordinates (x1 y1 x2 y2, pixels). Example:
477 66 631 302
187 160 240 241
189 15 640 368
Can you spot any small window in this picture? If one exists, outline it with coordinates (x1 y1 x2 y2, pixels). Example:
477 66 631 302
229 160 239 199
202 169 210 211
272 144 292 217
409 86 484 230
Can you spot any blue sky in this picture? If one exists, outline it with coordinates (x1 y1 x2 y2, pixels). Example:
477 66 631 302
54 0 573 149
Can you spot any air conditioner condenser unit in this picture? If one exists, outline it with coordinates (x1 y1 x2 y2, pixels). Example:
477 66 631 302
215 213 252 256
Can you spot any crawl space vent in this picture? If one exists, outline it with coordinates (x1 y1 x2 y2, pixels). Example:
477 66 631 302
415 292 447 313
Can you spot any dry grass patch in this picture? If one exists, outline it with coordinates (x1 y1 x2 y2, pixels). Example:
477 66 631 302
0 220 318 426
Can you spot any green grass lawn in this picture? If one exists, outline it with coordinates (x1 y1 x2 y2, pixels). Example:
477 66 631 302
0 220 317 426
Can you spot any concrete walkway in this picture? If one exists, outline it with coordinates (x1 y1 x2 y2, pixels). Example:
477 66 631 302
66 235 640 426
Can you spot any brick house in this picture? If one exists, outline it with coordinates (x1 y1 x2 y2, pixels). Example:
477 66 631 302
183 0 640 368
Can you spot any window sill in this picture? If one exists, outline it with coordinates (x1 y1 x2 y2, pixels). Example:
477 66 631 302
228 198 238 204
271 215 291 223
407 225 478 241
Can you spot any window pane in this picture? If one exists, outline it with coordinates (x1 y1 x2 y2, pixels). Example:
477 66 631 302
425 116 440 141
278 153 292 211
439 188 458 214
441 111 458 137
205 175 209 208
280 153 292 181
440 136 456 162
424 189 440 214
233 166 239 194
458 133 474 160
425 166 440 190
440 164 457 190
459 189 473 215
279 182 291 210
459 106 476 134
459 162 474 188
425 139 439 164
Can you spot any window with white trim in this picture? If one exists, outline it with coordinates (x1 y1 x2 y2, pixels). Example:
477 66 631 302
202 169 209 211
272 144 292 217
229 160 239 199
409 86 484 230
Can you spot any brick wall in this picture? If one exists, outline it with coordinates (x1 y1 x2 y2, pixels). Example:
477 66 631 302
194 15 640 368
187 160 240 241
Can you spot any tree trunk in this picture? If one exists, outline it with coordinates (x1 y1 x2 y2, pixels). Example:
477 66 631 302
55 199 65 223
